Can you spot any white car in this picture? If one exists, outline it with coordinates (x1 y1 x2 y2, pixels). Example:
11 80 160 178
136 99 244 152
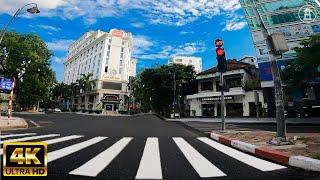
54 108 62 112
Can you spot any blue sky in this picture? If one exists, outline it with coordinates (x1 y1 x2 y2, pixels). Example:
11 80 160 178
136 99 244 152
0 0 256 82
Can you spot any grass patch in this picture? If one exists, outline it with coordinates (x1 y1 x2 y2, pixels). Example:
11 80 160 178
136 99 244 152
313 153 320 160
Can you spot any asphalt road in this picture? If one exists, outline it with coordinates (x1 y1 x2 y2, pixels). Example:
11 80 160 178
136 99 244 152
1 113 319 180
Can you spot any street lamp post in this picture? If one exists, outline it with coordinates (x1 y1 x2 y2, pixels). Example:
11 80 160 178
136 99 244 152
0 3 40 44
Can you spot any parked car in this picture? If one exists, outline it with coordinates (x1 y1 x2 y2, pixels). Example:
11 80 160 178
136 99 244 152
54 108 62 112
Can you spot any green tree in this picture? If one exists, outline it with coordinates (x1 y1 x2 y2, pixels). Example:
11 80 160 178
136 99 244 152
133 64 196 116
282 35 320 99
0 32 56 109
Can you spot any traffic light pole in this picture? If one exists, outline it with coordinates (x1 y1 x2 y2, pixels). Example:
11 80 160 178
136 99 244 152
250 0 286 139
220 72 225 131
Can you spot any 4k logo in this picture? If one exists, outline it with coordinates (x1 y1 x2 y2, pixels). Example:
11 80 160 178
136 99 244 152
3 142 47 176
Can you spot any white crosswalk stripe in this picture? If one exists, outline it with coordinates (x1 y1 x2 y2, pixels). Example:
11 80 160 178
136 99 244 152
0 133 37 138
173 137 226 178
198 137 286 171
0 135 82 155
48 136 107 162
0 134 60 145
45 135 83 145
0 134 60 155
69 137 132 177
136 137 162 179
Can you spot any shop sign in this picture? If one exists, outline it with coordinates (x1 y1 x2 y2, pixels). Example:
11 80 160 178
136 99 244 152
202 96 233 101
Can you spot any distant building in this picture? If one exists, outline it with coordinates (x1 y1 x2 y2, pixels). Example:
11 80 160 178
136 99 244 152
63 29 135 113
186 60 264 117
129 58 137 77
168 56 202 73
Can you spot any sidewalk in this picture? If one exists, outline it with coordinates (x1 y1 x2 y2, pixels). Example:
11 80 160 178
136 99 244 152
209 131 320 172
0 116 28 130
167 117 320 124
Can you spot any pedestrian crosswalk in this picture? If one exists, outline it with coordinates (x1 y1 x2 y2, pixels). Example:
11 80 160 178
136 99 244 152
0 132 286 179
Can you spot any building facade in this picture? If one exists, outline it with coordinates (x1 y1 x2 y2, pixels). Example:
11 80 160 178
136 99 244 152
63 29 136 113
239 0 320 115
168 56 202 73
186 60 264 117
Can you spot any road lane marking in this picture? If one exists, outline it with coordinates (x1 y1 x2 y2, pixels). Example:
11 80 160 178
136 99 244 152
173 137 226 178
69 137 132 177
198 137 286 171
136 137 162 179
0 133 37 138
45 135 83 145
0 134 60 145
48 137 107 162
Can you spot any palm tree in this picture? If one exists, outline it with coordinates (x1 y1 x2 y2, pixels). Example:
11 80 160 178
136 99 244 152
70 82 79 110
76 74 95 92
77 74 96 110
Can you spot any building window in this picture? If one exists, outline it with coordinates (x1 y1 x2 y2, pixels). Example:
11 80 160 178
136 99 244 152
201 81 213 91
119 68 122 74
108 45 111 50
105 66 108 73
120 60 123 66
120 53 124 58
121 47 124 52
109 39 111 43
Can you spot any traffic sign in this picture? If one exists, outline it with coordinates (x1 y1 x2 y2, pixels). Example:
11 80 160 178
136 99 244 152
0 76 14 93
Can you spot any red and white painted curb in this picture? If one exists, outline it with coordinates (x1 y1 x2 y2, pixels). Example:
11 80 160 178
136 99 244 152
210 132 320 172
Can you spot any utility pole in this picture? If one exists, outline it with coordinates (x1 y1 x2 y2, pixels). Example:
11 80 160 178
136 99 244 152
250 0 287 139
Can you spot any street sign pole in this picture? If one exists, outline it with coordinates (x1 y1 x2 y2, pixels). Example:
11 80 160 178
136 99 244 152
220 72 225 131
7 77 15 124
250 0 286 139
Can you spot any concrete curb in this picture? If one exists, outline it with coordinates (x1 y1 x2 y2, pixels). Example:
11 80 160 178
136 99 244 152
210 132 320 172
0 117 28 130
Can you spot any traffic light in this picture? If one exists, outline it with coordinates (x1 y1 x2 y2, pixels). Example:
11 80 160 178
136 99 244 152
215 39 227 73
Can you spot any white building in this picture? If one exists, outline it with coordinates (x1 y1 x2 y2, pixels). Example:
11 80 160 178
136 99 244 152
63 29 136 113
168 56 202 73
186 60 264 117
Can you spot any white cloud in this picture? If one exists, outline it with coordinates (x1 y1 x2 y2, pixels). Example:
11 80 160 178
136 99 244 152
37 24 61 31
135 38 206 60
46 39 74 52
131 22 144 28
180 31 195 35
133 35 154 56
51 56 64 64
222 13 247 31
223 21 246 31
0 0 243 27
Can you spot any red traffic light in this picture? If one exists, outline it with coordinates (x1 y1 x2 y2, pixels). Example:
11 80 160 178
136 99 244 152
216 48 225 56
